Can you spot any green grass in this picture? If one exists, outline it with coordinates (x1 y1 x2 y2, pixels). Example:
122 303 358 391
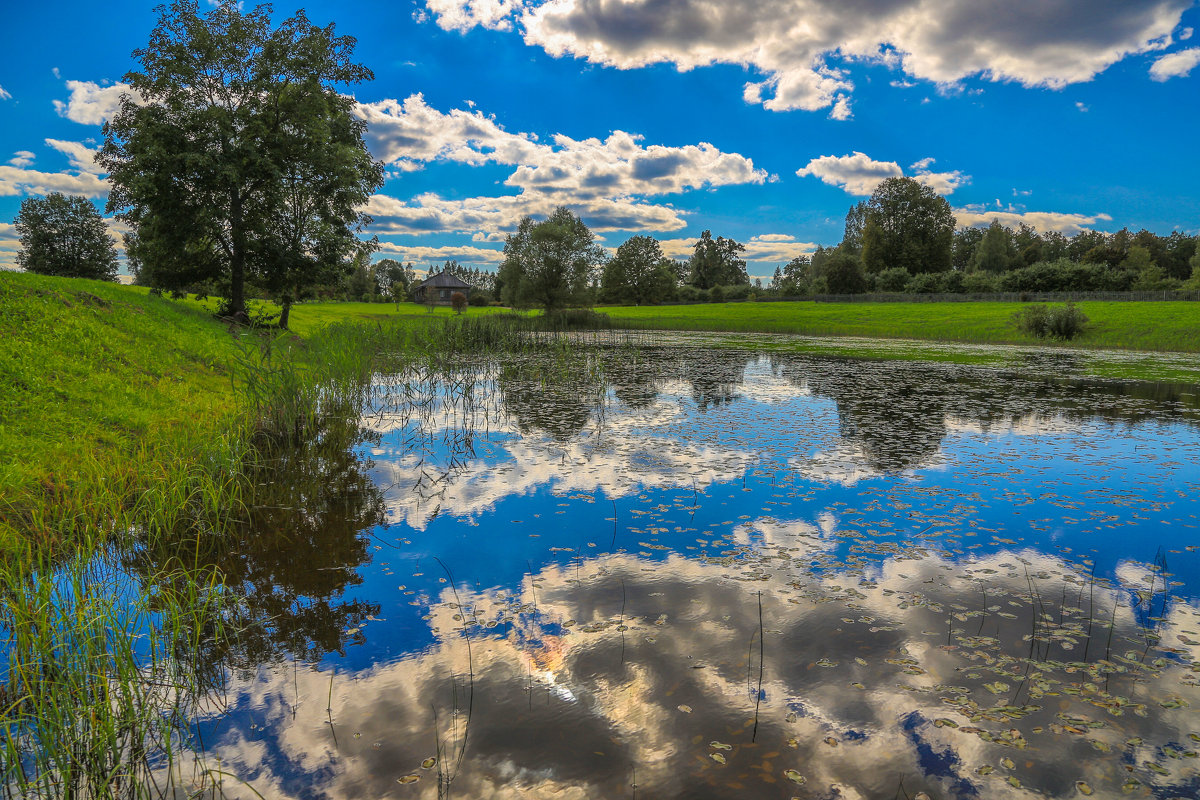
598 300 1200 353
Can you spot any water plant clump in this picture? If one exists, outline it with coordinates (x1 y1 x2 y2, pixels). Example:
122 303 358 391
1012 302 1090 340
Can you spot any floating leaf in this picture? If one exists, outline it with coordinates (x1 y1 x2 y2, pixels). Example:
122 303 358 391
710 753 726 764
421 757 437 770
1075 781 1094 796
783 769 805 785
397 775 419 784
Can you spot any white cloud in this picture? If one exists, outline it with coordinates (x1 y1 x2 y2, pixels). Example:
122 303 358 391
8 151 34 168
657 233 816 264
374 241 506 266
424 0 1193 113
953 208 1113 235
44 140 102 175
0 86 11 101
52 80 135 125
357 94 767 199
0 165 108 199
357 94 768 238
1149 47 1200 80
424 0 521 31
797 151 968 196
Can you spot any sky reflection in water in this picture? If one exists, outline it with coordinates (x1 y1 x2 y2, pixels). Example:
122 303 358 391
192 347 1200 800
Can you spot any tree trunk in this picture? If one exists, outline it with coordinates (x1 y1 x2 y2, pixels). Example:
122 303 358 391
228 192 248 323
279 299 291 330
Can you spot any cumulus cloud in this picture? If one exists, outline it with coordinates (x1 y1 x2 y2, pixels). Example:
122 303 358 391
797 152 968 196
52 80 136 124
423 0 1193 113
356 94 768 237
0 164 108 199
374 240 506 266
953 207 1113 235
657 233 816 264
44 139 102 175
8 151 34 168
1149 47 1200 80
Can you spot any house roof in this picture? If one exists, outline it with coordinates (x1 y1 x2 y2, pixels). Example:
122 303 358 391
419 271 472 289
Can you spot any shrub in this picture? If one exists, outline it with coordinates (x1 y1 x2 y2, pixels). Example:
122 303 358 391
450 291 467 314
1013 302 1089 340
824 254 866 294
468 292 490 307
962 271 999 293
723 283 751 300
875 267 910 292
677 285 701 302
709 285 725 302
905 272 944 293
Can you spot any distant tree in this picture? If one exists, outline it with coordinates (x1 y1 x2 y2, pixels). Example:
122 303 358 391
773 255 810 294
602 235 677 304
951 226 984 271
499 207 605 310
375 258 413 308
972 220 1016 273
686 230 749 288
860 177 955 275
841 201 867 255
824 252 867 294
15 193 118 280
99 0 382 322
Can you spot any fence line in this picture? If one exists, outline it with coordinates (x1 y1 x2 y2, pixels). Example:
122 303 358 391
810 290 1200 303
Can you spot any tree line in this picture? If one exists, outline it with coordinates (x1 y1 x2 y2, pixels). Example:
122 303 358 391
769 177 1200 296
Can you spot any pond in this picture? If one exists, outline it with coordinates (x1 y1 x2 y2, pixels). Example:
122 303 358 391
152 341 1200 798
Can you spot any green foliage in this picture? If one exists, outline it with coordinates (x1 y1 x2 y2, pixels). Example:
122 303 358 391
468 291 490 306
961 271 1000 293
709 285 725 302
972 219 1015 273
1013 302 1090 340
14 193 118 281
451 291 467 314
686 230 749 288
860 177 955 275
499 207 604 310
875 267 910 292
824 252 867 294
99 0 382 320
601 235 678 304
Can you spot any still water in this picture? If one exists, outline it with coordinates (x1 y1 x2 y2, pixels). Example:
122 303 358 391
177 343 1200 799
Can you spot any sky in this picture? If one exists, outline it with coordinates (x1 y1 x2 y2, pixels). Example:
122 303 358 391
1 0 1199 281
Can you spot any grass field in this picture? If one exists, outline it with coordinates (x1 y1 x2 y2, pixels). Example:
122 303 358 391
597 300 1200 353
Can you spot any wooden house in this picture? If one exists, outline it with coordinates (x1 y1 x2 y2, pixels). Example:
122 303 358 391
412 270 472 304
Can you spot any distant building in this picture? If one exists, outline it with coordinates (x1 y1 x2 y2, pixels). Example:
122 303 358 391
411 270 472 304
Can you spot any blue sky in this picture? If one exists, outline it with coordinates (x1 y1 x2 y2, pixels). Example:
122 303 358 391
2 0 1199 280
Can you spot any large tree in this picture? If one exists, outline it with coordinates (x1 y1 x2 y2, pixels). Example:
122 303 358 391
99 0 381 322
498 208 604 310
686 230 748 289
601 235 677 305
14 193 119 281
860 177 955 275
971 219 1015 274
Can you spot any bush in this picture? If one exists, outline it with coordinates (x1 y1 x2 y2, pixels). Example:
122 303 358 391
677 285 701 302
962 271 999 293
825 254 866 294
875 267 910 292
905 272 944 293
1013 302 1089 340
723 283 751 300
450 291 467 314
468 291 490 306
709 285 725 302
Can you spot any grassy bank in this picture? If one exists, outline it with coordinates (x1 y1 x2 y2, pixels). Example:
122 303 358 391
598 300 1200 353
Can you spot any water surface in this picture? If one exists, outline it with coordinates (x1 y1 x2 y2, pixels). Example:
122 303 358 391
161 344 1200 799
